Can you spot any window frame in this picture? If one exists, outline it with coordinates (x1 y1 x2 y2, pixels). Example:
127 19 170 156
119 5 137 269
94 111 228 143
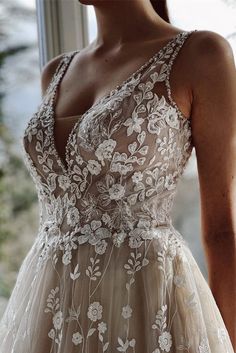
35 0 89 70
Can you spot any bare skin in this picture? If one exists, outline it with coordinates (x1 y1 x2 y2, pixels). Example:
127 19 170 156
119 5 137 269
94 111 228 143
41 0 236 347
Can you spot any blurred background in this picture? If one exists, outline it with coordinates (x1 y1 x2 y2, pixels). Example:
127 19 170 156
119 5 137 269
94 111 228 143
0 0 236 318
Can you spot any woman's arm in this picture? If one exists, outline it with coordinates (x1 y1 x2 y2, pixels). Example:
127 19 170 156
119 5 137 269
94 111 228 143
190 30 236 348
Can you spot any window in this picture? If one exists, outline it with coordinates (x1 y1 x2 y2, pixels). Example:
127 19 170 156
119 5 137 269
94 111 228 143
1 0 40 317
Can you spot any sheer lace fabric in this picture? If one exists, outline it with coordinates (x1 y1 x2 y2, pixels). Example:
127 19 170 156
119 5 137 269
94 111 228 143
0 30 234 353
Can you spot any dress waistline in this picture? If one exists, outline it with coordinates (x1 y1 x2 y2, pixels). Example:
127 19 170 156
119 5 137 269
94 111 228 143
36 219 186 248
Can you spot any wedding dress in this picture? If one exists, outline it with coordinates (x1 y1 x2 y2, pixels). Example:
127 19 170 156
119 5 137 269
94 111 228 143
0 29 234 353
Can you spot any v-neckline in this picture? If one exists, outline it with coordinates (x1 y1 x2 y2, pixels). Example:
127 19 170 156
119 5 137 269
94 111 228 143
49 30 195 175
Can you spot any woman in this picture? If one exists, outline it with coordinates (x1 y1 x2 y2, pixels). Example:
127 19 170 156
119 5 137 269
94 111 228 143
0 0 235 352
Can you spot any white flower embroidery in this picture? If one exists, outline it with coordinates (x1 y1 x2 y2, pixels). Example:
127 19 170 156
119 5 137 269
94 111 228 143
101 212 111 225
58 175 70 190
66 207 80 227
165 106 180 129
62 250 72 265
53 311 63 330
147 115 161 135
96 174 126 205
147 95 167 134
87 160 102 175
72 331 83 345
95 138 117 166
110 161 133 175
137 218 151 229
112 231 127 247
108 183 125 200
75 155 83 165
128 228 143 248
98 321 107 334
158 331 172 352
87 302 103 322
44 220 60 237
78 220 110 246
131 171 143 183
95 239 108 255
48 329 55 340
164 174 176 190
60 233 78 252
123 114 144 136
122 305 132 319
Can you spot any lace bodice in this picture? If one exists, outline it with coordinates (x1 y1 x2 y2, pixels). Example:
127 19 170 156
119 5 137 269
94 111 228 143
21 30 197 249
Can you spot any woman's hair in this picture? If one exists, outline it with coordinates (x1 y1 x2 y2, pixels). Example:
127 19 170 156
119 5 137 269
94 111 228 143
150 0 170 23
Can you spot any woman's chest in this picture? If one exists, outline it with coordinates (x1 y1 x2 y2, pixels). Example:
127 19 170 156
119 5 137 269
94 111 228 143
22 76 192 184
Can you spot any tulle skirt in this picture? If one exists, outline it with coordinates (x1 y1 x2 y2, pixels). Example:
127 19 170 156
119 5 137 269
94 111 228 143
0 226 234 353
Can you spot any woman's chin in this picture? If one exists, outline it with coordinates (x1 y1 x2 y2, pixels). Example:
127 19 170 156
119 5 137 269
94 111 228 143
78 0 111 5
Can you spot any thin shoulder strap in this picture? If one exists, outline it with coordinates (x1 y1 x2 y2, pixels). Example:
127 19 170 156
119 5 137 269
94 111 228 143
164 29 198 119
43 51 78 99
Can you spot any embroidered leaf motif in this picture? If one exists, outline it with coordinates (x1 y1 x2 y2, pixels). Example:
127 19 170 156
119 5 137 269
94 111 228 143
70 263 81 280
87 328 96 337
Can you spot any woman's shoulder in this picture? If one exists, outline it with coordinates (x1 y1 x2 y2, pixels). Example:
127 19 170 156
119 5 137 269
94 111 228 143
186 29 234 75
179 29 235 104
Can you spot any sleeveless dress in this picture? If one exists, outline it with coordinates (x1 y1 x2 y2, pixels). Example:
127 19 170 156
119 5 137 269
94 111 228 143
0 30 234 353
